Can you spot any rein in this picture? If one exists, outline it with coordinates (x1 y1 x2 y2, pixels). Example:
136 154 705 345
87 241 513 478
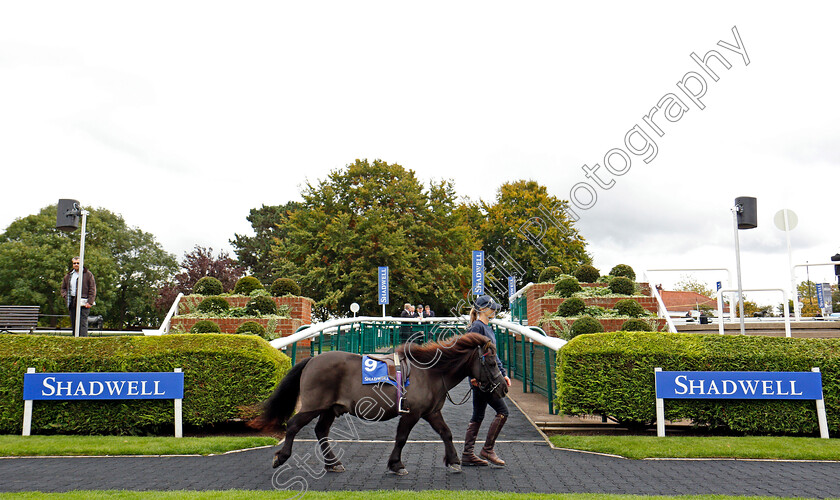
446 384 473 406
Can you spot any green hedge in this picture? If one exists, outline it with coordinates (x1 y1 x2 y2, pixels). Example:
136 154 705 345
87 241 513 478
557 332 840 436
0 334 291 435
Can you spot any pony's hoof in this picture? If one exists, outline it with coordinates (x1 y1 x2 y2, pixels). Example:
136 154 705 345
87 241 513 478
326 464 346 473
447 463 462 474
387 468 408 476
272 457 281 469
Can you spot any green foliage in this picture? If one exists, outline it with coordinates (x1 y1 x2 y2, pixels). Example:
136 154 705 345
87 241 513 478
609 264 636 281
0 334 290 434
554 277 582 298
538 266 564 283
270 278 301 297
231 202 302 282
557 332 840 435
574 265 600 283
609 277 635 295
196 297 230 314
246 296 278 316
236 321 267 337
620 318 653 331
479 180 590 285
190 320 222 333
569 316 603 338
233 276 264 296
268 159 479 319
615 298 645 317
557 297 586 317
0 205 178 329
193 277 224 296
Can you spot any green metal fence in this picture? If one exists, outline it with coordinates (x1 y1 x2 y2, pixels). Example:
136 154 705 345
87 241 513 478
495 325 558 414
281 319 559 414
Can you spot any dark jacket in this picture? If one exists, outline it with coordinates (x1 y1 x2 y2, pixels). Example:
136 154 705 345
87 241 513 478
60 267 97 307
466 319 507 378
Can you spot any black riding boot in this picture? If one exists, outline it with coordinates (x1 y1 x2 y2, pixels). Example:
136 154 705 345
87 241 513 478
461 421 489 466
480 414 507 466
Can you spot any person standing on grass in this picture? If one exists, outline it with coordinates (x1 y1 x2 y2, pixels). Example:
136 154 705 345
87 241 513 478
461 294 512 467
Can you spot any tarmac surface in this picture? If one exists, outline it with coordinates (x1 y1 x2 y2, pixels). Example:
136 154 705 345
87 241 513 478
2 380 840 497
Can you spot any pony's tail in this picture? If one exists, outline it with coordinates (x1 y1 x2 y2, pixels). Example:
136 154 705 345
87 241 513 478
250 357 312 432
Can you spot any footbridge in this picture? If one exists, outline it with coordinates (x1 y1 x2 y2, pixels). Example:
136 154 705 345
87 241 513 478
269 316 566 414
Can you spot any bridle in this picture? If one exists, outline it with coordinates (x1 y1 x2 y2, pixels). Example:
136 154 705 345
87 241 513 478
475 344 503 394
445 344 504 405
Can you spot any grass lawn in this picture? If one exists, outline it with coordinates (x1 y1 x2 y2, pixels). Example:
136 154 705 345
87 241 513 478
0 492 828 500
0 435 278 457
549 434 840 460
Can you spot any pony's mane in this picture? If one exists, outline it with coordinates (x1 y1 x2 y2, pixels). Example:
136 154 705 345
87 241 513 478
398 332 490 366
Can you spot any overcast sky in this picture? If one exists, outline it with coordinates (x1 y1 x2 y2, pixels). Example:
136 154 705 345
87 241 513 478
2 1 838 307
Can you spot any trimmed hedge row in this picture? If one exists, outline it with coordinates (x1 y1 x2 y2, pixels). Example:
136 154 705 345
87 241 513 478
0 334 291 435
557 332 840 435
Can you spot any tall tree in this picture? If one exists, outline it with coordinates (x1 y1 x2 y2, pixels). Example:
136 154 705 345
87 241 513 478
478 180 590 289
230 201 301 282
155 246 246 312
270 159 478 319
0 205 177 328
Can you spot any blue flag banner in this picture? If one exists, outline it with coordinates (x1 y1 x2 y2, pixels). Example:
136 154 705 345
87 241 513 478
508 276 516 301
472 251 484 295
816 283 825 308
655 371 823 400
23 372 184 401
378 266 389 305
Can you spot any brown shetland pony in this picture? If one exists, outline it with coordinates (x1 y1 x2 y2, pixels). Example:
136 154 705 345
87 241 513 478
252 332 507 475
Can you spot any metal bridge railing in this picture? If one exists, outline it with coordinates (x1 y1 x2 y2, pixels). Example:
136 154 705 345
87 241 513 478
271 317 566 414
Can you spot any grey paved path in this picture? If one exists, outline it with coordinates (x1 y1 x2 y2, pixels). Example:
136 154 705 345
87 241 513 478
2 380 840 498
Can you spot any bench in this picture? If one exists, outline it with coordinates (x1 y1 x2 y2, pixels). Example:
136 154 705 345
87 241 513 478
0 305 40 333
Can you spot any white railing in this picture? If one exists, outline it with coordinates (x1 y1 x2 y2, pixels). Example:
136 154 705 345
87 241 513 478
791 262 838 322
717 288 791 337
645 268 737 325
145 293 184 336
648 283 678 333
269 315 566 352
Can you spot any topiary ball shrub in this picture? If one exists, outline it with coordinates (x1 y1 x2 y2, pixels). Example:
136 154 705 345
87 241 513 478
236 321 267 337
609 264 636 281
614 298 645 317
246 295 278 316
197 296 230 314
609 277 635 295
271 278 301 297
234 276 264 296
569 316 604 338
538 266 564 283
620 318 652 331
193 276 224 296
190 320 222 333
557 297 586 317
574 264 600 283
554 277 582 298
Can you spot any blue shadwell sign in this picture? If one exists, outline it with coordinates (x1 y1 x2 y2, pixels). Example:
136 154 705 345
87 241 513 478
655 371 822 400
23 372 184 400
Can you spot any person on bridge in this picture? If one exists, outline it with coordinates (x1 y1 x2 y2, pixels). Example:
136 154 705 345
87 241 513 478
461 294 512 467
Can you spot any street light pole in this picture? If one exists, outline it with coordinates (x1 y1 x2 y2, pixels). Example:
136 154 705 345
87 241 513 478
73 209 89 338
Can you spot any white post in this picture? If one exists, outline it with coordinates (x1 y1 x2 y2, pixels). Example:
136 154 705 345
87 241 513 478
174 368 183 438
783 210 800 323
22 367 35 436
655 368 665 437
717 291 725 335
382 304 385 318
732 208 746 335
73 210 88 338
813 367 829 439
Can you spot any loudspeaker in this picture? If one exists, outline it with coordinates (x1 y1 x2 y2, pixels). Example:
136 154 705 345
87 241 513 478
831 253 840 277
735 196 757 229
56 199 80 232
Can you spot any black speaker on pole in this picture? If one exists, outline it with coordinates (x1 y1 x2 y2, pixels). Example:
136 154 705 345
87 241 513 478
831 253 840 279
56 199 81 232
735 196 757 229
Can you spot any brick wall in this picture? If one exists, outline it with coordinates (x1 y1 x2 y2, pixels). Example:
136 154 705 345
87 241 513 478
170 316 307 339
525 281 661 336
179 295 313 324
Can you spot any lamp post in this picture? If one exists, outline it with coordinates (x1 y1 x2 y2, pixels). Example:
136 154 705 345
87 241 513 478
56 199 88 338
732 197 757 335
